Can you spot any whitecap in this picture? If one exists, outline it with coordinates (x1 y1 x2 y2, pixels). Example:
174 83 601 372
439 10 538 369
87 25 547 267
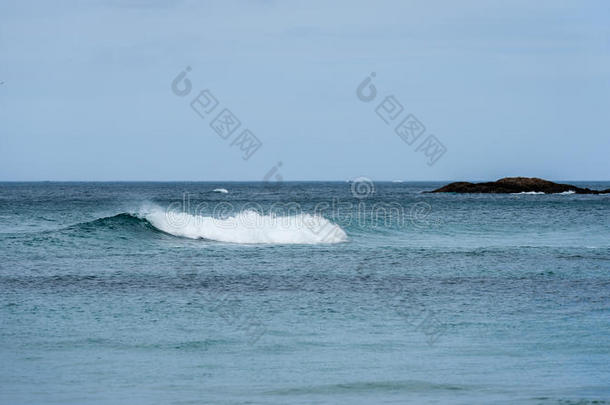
142 208 347 244
559 190 575 195
212 188 229 194
513 191 545 195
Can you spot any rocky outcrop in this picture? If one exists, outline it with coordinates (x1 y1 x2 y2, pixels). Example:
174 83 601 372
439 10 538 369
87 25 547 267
429 177 610 194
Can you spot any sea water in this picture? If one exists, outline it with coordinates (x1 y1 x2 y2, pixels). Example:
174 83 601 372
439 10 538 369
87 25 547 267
1 181 609 404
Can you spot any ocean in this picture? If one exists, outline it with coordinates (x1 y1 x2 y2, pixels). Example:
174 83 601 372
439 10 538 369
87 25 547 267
1 181 609 404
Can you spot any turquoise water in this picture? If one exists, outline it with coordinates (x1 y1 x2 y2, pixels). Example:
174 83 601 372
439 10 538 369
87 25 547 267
1 182 609 404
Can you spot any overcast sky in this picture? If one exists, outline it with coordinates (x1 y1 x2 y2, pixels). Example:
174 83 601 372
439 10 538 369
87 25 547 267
1 0 609 181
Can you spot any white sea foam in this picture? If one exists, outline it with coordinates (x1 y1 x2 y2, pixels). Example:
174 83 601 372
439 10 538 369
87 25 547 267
143 208 347 244
513 190 576 195
213 188 229 193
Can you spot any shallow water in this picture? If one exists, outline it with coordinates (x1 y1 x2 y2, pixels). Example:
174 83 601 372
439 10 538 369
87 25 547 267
1 182 609 404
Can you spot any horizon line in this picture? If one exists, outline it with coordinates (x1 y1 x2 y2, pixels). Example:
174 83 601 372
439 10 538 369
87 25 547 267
1 179 610 183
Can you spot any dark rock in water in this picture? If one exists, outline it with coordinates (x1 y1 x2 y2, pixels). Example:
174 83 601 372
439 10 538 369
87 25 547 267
429 177 610 194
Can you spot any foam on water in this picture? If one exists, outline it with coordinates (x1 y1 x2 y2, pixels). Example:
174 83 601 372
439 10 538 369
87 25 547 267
143 208 347 244
513 190 577 195
212 188 229 193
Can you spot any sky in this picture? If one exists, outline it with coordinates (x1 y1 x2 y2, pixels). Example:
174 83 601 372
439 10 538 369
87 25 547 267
1 0 609 181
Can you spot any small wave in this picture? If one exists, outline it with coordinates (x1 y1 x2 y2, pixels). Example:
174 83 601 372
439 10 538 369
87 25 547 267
212 188 228 194
144 209 347 244
559 190 575 195
266 380 468 395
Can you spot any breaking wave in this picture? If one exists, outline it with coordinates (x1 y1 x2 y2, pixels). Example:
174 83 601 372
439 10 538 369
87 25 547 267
63 209 347 245
145 208 347 244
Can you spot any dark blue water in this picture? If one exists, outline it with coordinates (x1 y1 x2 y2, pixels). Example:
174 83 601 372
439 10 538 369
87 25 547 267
1 182 609 404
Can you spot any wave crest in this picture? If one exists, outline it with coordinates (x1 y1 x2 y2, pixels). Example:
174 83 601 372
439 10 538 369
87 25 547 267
144 209 347 244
